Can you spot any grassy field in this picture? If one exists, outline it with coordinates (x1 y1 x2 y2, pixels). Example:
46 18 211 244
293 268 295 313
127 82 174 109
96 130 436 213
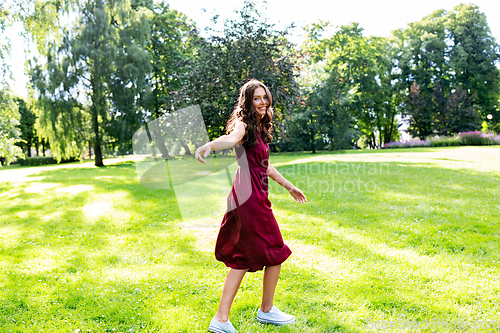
1 147 499 332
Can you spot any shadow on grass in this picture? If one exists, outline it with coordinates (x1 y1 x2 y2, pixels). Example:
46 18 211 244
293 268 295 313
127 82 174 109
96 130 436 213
271 160 500 258
270 160 499 327
0 161 217 331
1 158 499 331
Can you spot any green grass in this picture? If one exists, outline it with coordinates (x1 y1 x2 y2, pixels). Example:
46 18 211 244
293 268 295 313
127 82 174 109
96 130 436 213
1 147 499 332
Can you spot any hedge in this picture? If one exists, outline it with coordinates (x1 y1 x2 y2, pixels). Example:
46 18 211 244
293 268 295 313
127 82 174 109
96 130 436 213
16 156 80 166
383 132 500 149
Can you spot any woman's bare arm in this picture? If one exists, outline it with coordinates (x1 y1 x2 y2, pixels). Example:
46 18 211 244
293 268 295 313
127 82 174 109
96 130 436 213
195 121 246 164
267 163 307 203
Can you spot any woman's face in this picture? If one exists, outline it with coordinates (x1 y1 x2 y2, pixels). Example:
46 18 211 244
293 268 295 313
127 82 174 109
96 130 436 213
252 87 269 119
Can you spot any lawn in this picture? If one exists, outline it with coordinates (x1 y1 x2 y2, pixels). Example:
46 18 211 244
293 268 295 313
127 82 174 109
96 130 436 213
1 147 499 332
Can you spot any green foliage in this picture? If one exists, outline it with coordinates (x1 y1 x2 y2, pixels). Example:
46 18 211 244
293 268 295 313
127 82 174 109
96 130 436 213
458 131 494 146
394 4 500 139
22 0 70 55
30 0 153 166
0 1 9 28
294 60 356 152
133 2 195 158
447 4 500 117
0 0 13 82
105 2 154 155
15 97 38 157
178 1 300 141
406 83 482 140
301 23 399 150
0 89 24 165
444 85 482 134
30 49 88 162
146 2 193 115
14 1 500 155
428 136 460 147
16 155 79 165
384 132 498 148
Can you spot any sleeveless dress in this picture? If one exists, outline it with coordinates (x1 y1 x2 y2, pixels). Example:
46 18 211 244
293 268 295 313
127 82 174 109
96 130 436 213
215 129 292 272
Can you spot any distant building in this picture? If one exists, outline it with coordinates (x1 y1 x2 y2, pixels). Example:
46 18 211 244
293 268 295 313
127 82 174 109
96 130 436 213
398 115 413 142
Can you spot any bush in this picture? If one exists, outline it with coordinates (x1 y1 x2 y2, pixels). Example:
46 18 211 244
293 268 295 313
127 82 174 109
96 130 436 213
276 137 307 152
429 137 460 147
383 132 498 149
382 140 431 149
17 156 79 166
458 131 493 146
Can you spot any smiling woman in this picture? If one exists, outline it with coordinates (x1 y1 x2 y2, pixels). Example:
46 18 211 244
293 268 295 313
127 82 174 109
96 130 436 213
195 79 307 333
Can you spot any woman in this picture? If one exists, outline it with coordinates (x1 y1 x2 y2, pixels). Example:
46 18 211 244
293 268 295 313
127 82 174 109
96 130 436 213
195 79 307 333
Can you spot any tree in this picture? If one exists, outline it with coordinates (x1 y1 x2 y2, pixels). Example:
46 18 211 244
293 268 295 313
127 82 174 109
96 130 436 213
295 53 355 152
0 89 24 165
142 1 194 158
395 4 500 138
444 85 481 134
0 0 12 83
447 4 500 119
104 1 153 155
406 82 433 140
301 22 399 149
147 2 192 115
29 0 152 166
177 1 300 142
15 97 37 157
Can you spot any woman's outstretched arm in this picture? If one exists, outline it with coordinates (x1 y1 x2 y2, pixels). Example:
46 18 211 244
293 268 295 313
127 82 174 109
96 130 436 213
195 121 246 164
267 164 307 203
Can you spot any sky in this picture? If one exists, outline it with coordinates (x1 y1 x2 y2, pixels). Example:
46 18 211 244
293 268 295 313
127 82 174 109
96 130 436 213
165 0 500 41
5 0 500 97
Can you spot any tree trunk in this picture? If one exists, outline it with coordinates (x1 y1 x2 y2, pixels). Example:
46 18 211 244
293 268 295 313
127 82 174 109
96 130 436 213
383 105 396 145
91 77 104 167
181 141 192 155
92 108 104 167
370 133 376 149
91 0 105 167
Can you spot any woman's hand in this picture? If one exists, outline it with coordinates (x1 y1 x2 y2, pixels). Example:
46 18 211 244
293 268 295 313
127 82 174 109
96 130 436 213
195 143 211 164
195 122 245 164
289 186 307 203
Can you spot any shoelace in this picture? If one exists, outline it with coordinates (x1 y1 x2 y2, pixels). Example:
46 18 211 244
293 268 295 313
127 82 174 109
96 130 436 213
268 306 284 316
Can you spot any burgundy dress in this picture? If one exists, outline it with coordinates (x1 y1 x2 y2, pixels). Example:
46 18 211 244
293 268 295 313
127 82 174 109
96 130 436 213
215 129 292 272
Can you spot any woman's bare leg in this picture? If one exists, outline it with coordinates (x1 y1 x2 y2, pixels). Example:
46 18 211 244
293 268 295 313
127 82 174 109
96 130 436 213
215 268 248 322
260 264 281 312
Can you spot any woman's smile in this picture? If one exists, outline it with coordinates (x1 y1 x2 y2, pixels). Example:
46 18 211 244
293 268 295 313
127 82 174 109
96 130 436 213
253 87 269 118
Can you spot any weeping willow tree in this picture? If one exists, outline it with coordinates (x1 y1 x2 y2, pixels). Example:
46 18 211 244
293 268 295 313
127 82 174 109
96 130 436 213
0 89 24 165
27 0 152 166
0 2 23 164
0 0 12 83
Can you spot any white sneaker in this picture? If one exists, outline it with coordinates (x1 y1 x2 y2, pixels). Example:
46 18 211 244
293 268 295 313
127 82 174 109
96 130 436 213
257 306 295 325
208 316 237 333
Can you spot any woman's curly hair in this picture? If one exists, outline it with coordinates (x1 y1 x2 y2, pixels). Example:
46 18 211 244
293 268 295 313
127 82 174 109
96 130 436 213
226 79 273 150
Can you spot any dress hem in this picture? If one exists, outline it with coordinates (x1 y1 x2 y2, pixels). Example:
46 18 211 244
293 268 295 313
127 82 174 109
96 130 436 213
215 248 292 272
